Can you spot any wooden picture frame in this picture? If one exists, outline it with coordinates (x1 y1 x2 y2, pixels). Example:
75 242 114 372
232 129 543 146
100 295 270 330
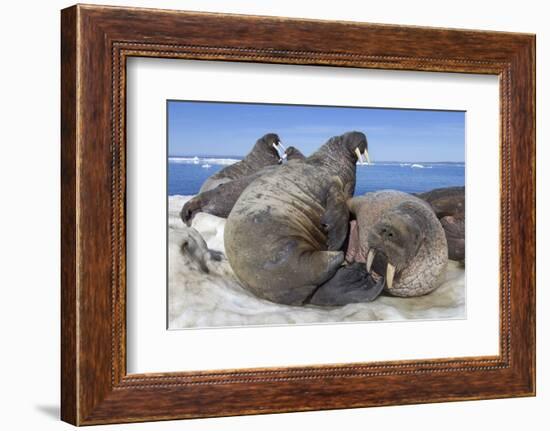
61 4 535 425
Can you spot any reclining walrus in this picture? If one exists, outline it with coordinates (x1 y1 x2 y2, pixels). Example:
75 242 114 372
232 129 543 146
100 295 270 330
199 133 285 193
224 131 375 306
181 147 305 226
343 190 448 298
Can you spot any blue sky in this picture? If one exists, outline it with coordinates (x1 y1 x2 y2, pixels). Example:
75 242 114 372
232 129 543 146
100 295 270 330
168 101 465 162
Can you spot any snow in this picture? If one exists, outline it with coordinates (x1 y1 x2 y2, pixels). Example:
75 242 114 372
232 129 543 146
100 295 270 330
168 196 465 329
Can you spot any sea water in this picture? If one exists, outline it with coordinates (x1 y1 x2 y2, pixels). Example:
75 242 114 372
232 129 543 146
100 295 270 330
167 156 465 196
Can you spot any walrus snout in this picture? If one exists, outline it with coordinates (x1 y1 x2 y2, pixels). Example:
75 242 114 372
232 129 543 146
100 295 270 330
378 224 397 241
273 140 285 162
365 248 397 290
180 198 203 227
260 133 285 162
367 211 424 290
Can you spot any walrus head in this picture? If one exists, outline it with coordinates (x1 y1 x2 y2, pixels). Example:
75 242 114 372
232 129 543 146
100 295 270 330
254 133 286 163
366 201 428 291
342 131 370 165
180 196 203 227
284 146 306 161
308 131 370 169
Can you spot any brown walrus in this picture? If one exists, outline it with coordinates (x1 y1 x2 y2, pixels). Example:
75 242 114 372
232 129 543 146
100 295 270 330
224 131 375 306
199 133 285 193
416 186 465 261
345 190 448 297
181 147 305 226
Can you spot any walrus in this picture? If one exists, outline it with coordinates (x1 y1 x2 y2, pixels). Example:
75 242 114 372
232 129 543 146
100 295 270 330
180 147 306 226
416 186 465 261
199 133 285 193
224 131 377 306
345 190 448 297
173 224 223 274
281 146 305 161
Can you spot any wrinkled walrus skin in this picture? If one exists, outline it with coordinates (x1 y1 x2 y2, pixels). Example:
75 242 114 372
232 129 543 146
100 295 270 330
224 132 368 306
180 147 305 226
347 190 448 297
199 133 284 193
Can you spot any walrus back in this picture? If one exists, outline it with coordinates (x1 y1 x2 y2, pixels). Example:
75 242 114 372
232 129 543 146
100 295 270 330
224 163 340 304
199 160 252 193
200 155 277 193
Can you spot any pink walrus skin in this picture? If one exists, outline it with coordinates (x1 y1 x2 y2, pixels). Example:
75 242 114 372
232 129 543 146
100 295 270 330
346 190 449 298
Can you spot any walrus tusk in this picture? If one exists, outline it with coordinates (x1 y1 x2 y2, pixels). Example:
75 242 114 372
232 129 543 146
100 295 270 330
366 249 375 272
363 149 371 165
273 141 286 152
273 142 287 160
386 263 396 290
355 147 365 165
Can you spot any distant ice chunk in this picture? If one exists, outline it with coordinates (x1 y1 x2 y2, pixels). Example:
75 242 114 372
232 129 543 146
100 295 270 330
169 157 240 165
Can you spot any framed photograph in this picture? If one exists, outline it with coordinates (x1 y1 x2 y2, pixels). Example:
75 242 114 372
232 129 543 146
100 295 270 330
61 4 535 425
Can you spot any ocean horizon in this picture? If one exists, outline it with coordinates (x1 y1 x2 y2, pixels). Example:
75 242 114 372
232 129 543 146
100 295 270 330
168 155 465 196
168 155 464 164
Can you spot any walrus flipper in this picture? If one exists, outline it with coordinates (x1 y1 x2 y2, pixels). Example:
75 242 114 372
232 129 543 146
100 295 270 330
321 179 351 251
307 262 385 306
